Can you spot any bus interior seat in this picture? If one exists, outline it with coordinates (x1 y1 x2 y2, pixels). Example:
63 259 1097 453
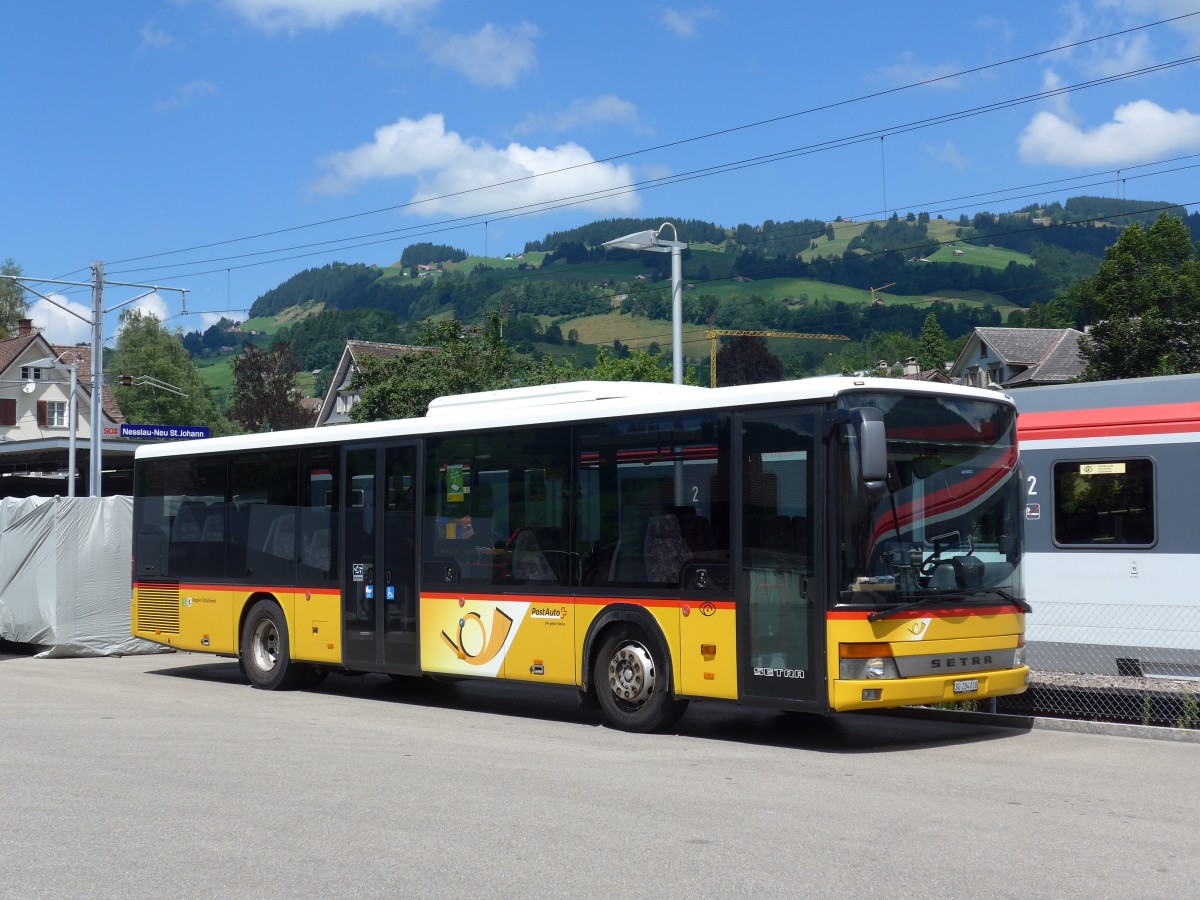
171 501 207 542
674 507 716 552
305 528 331 572
200 514 224 542
644 514 693 584
263 513 296 561
510 528 557 581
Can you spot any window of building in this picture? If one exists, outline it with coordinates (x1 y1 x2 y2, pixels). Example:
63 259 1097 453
46 401 67 428
20 366 42 382
1053 458 1155 546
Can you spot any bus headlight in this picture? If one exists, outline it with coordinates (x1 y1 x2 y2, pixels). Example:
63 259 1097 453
839 643 899 680
1013 635 1026 668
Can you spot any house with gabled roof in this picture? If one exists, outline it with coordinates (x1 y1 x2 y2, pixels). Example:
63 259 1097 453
0 318 127 496
314 340 433 427
950 326 1086 389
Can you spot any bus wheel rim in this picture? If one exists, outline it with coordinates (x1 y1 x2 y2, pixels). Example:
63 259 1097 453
607 642 654 706
252 619 279 672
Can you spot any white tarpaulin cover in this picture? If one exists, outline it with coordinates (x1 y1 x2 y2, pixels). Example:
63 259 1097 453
0 495 162 657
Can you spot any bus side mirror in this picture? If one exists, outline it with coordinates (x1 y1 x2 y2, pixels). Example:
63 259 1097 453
851 408 887 493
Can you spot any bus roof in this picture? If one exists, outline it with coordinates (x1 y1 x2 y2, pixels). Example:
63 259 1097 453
135 376 1014 461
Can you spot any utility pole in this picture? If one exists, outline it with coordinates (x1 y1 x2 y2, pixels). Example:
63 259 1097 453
2 264 188 497
90 262 104 496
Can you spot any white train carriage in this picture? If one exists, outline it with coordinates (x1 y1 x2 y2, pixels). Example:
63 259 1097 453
1015 374 1200 679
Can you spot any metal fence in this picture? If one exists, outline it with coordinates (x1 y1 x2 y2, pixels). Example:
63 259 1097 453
994 601 1200 729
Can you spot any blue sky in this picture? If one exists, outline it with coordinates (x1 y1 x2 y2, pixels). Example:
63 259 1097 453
5 1 1200 345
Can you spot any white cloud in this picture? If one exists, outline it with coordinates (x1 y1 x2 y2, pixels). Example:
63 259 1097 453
1040 68 1074 120
1098 0 1200 50
512 95 640 135
661 6 719 38
1018 99 1200 166
222 0 439 32
153 80 218 113
974 15 1015 43
1051 2 1159 77
30 296 92 347
312 113 640 217
127 292 171 323
139 22 177 49
922 140 967 170
423 23 539 88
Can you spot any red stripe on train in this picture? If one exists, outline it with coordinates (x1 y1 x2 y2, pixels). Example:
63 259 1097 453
1018 403 1200 442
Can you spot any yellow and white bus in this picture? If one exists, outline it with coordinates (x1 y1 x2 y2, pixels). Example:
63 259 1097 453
132 377 1029 731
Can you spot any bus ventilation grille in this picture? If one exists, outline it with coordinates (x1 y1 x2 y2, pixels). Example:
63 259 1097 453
137 582 181 634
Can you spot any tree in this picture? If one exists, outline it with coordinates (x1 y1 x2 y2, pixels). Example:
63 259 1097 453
587 345 698 383
350 311 557 422
1076 215 1200 380
0 258 28 339
108 310 232 432
916 313 952 373
229 341 312 432
715 336 784 386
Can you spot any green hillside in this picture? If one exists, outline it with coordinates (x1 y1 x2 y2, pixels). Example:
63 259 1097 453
192 198 1199 403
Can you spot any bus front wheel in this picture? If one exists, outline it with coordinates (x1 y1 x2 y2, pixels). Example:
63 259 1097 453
241 599 304 691
593 624 688 733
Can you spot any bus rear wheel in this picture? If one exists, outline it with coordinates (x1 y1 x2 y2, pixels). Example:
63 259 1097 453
241 599 304 690
593 624 687 733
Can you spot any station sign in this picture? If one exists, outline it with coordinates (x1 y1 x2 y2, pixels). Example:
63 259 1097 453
119 423 210 441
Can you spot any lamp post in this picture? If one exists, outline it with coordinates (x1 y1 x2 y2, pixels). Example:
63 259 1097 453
23 355 80 498
602 223 688 385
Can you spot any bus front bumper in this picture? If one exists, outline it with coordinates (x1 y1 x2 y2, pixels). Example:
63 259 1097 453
831 666 1030 712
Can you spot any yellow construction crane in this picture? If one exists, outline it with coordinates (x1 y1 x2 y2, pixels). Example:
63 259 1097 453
707 329 850 388
870 282 897 306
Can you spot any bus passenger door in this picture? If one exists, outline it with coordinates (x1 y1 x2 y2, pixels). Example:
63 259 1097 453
738 411 823 708
342 442 420 673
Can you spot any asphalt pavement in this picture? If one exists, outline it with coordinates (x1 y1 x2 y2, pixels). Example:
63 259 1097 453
1 650 1196 898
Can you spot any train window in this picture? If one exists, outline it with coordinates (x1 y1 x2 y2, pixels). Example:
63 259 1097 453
1052 458 1154 547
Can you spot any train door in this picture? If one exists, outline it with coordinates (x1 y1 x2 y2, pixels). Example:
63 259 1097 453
342 442 420 673
737 410 823 707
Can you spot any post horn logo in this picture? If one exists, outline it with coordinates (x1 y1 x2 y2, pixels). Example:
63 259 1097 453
441 608 514 665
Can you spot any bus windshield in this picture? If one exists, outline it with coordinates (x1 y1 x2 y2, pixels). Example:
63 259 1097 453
836 391 1023 613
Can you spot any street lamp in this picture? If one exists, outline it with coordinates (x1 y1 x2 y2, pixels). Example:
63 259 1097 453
602 223 688 385
23 354 80 499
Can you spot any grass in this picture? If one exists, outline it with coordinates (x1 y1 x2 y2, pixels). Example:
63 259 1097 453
927 242 1035 270
547 310 850 362
241 300 325 334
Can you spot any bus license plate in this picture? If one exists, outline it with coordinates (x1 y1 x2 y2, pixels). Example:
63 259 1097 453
953 679 979 694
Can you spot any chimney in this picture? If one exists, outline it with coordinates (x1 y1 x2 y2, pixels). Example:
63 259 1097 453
17 318 33 337
904 356 920 377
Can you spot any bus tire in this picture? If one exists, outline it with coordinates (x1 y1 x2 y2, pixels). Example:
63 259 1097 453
593 623 688 733
241 599 303 691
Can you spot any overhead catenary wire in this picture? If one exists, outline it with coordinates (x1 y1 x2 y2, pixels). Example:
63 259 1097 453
103 52 1200 285
97 11 1200 273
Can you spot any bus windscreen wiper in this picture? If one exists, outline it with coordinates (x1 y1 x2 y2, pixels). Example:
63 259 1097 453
867 588 1031 623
